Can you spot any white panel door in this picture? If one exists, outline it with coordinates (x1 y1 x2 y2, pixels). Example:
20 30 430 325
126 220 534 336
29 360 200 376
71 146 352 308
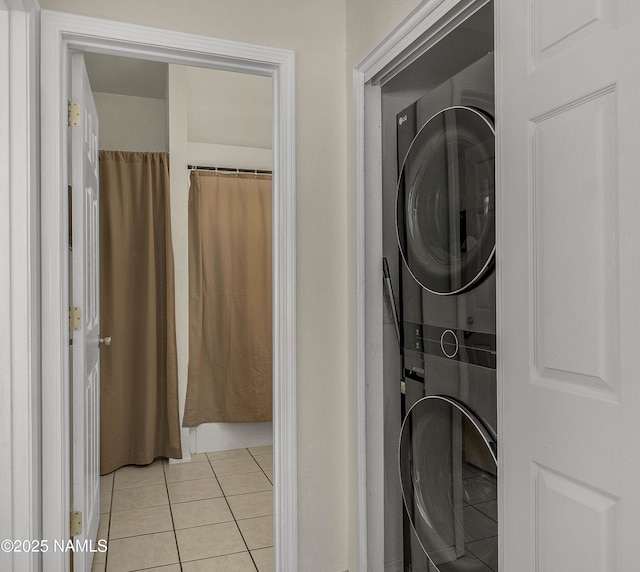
71 53 101 572
499 0 640 570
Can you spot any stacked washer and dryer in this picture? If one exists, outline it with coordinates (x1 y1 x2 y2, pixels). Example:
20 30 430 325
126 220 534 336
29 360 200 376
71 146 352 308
386 12 498 571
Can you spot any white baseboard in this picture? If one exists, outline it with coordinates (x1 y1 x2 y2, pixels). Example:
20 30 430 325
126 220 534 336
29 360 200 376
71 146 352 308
167 454 192 465
189 422 273 453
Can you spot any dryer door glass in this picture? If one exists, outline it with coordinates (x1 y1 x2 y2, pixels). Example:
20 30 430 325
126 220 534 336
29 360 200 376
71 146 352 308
399 395 497 571
397 106 495 295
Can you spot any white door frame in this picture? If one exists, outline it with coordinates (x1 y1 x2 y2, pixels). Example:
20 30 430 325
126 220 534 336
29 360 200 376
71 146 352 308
40 10 297 572
0 2 41 572
352 0 495 569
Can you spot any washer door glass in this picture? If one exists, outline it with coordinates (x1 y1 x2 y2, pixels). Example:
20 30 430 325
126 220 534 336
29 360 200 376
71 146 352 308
399 395 498 571
396 106 495 295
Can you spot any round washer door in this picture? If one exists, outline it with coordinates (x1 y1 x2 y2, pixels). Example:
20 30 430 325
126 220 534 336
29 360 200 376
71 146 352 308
396 106 495 295
399 395 498 571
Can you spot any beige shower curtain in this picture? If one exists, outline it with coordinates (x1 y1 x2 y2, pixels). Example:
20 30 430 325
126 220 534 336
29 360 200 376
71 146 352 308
182 170 272 426
99 151 182 474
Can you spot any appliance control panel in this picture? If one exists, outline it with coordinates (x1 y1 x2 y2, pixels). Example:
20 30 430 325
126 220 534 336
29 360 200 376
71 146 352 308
403 322 496 369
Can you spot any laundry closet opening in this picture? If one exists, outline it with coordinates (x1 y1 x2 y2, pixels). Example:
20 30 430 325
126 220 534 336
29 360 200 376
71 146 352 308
377 2 496 570
69 52 275 569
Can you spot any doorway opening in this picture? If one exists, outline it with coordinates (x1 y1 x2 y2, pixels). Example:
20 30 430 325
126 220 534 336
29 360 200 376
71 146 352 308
353 0 496 569
68 52 276 571
41 10 297 572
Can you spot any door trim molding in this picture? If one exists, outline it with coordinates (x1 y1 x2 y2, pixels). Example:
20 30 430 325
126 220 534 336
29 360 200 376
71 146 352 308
352 0 492 569
0 3 40 572
40 10 297 571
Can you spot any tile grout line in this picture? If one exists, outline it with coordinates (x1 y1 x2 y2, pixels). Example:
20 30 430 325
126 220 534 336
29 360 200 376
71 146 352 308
250 447 274 570
206 453 259 570
104 473 114 572
102 450 273 571
177 549 257 570
245 448 275 570
212 451 260 572
175 453 250 567
248 448 273 484
162 459 184 572
247 447 274 571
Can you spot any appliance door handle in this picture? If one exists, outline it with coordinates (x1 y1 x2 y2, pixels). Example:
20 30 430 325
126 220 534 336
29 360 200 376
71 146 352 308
383 257 401 346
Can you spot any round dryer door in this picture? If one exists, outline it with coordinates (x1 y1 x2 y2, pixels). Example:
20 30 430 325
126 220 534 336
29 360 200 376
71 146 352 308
396 106 495 295
399 395 497 571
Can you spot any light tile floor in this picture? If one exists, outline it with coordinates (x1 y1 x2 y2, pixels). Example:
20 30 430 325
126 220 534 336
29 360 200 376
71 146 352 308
93 446 273 572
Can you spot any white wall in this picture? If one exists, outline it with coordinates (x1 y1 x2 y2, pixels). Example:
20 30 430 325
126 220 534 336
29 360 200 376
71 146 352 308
168 64 273 456
93 92 168 151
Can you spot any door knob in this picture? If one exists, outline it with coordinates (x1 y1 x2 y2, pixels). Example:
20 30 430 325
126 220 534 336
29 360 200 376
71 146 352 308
99 336 112 347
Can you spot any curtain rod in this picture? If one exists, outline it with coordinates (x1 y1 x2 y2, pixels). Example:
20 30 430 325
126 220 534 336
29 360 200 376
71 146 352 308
188 164 272 175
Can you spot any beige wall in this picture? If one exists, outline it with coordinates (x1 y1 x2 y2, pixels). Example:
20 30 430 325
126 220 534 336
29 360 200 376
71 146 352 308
185 67 272 149
93 92 168 152
346 0 422 68
41 0 349 569
343 1 422 570
44 0 427 567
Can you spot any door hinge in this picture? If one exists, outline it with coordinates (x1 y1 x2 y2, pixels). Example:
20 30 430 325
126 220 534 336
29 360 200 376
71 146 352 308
68 101 81 127
69 306 82 331
70 511 83 537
